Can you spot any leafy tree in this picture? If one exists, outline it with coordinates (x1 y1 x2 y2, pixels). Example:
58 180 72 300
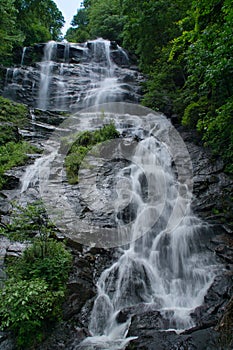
15 0 65 45
0 0 24 64
65 4 90 43
122 0 189 71
65 0 124 43
169 0 233 171
0 278 64 348
88 0 124 42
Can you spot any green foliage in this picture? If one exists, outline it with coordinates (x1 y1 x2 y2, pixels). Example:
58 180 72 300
0 201 72 349
15 0 65 45
167 0 233 172
88 0 124 42
65 123 119 184
0 0 64 63
0 96 28 127
8 239 72 291
182 99 208 128
0 97 40 189
66 0 124 43
0 141 39 190
0 0 24 65
65 6 90 42
197 99 233 172
0 278 64 349
3 201 53 241
65 27 90 43
122 0 189 71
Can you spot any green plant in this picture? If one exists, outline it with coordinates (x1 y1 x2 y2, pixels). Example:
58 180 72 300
0 96 29 127
0 278 64 349
0 141 40 189
65 123 119 184
197 99 233 173
8 239 72 291
0 200 72 348
3 201 53 241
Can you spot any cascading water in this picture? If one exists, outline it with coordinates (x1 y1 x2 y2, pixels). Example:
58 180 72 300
8 39 221 349
20 47 27 66
3 38 141 111
38 41 57 110
75 114 218 350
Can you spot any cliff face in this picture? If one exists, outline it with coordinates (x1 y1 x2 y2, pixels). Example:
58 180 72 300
0 39 232 350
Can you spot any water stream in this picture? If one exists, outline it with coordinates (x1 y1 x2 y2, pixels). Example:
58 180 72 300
76 114 218 350
11 39 220 349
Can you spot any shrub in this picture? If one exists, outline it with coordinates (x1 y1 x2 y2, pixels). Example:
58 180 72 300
3 201 53 241
0 201 72 348
0 278 64 349
65 123 119 184
197 99 233 173
8 239 72 291
0 96 28 127
0 141 40 189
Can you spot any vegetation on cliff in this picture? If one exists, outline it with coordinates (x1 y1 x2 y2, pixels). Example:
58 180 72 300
64 123 120 184
0 202 72 349
67 0 233 174
0 97 40 189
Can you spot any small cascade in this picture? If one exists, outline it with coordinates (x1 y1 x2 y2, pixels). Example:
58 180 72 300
38 41 57 110
4 68 11 86
63 41 70 63
21 145 57 194
20 47 27 65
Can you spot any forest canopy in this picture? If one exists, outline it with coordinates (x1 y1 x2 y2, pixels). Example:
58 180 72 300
0 0 64 64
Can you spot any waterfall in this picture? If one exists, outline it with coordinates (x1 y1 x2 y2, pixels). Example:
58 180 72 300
2 38 139 111
63 41 70 63
76 117 218 349
13 39 221 349
20 47 27 66
38 41 57 110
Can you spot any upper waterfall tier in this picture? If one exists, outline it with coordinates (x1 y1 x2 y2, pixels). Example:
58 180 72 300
2 39 143 112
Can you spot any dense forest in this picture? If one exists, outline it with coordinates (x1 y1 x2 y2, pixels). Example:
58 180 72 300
0 0 232 173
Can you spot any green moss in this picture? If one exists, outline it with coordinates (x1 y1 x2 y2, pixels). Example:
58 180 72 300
0 141 40 189
64 123 119 184
0 96 29 127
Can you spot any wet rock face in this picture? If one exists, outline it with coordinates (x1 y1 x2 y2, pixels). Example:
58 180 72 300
2 40 143 111
178 128 233 232
124 128 233 350
1 41 233 350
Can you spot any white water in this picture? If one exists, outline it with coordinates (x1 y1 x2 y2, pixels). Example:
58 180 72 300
21 47 27 66
38 41 57 110
17 39 219 349
79 127 218 349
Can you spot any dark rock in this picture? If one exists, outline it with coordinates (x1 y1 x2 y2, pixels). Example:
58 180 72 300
63 279 95 320
2 174 20 190
6 242 29 258
0 332 14 350
126 327 220 350
191 274 233 328
0 198 12 215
